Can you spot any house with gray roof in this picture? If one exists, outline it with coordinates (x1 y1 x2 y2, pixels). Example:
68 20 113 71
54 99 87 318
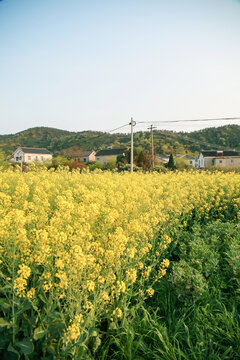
181 154 197 167
156 155 169 165
198 150 240 168
13 147 52 163
95 147 127 164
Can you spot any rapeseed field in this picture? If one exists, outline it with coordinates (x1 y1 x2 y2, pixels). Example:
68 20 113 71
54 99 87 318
0 169 240 359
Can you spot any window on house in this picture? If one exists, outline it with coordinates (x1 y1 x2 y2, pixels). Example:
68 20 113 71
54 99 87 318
84 158 86 162
219 160 222 164
19 156 22 160
97 158 100 161
189 161 192 164
231 160 234 163
16 157 19 161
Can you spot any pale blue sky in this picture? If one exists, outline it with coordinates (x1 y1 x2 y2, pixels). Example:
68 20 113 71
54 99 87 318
1 0 240 134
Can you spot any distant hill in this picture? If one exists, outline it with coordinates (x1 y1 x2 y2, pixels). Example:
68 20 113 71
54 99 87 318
1 124 240 158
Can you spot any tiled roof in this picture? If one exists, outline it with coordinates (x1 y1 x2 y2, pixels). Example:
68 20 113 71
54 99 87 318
17 147 52 155
158 155 169 159
96 148 127 156
157 155 169 161
201 150 240 157
79 150 94 157
182 155 196 160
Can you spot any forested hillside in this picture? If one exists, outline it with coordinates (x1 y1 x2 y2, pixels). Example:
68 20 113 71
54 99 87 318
1 124 240 157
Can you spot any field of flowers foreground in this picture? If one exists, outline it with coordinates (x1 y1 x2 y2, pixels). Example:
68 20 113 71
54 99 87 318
0 169 240 359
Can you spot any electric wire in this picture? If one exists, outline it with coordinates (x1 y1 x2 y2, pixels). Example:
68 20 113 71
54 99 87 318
72 123 129 148
71 117 240 153
137 117 240 124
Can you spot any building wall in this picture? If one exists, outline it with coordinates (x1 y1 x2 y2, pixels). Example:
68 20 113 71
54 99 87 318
95 155 117 164
24 153 52 163
14 150 24 162
78 152 96 163
198 154 240 168
78 156 87 163
203 157 212 168
14 150 52 163
186 159 196 167
198 153 204 168
88 152 96 162
214 157 240 167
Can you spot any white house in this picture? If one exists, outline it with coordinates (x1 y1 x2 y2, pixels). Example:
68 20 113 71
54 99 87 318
197 150 240 168
13 147 52 163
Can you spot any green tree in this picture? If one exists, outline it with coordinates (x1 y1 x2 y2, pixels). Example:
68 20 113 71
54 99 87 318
165 154 175 170
136 151 152 170
116 154 127 169
175 157 191 170
89 161 103 171
105 159 117 170
136 151 145 168
0 150 9 169
51 156 68 168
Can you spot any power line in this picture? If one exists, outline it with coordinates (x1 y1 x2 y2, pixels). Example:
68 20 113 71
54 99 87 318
107 123 130 133
78 117 239 146
138 117 240 124
73 123 129 148
67 116 239 154
136 117 240 153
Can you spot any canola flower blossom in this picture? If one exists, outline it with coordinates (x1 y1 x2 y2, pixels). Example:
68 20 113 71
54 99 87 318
0 168 240 357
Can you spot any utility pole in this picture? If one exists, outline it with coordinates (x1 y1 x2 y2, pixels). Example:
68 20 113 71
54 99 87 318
129 117 136 173
148 124 156 168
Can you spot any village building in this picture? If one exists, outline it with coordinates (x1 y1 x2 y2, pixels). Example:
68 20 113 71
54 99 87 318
181 154 197 167
95 147 127 164
72 150 96 163
155 155 169 165
197 150 240 168
13 147 52 163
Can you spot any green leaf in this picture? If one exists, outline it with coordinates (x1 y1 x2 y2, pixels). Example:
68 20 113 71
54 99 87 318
0 284 12 294
92 336 101 353
0 299 11 311
48 319 65 336
48 311 63 320
89 327 98 337
6 344 20 360
0 318 10 327
109 322 117 330
33 327 47 340
0 336 10 350
15 302 32 317
15 339 34 355
38 294 47 304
